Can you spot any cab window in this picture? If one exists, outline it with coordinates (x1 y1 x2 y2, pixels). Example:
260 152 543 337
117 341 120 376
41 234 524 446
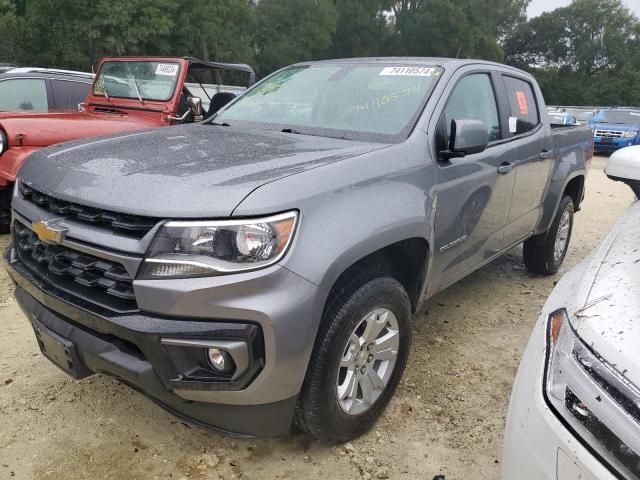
437 73 501 152
0 78 48 112
503 76 539 135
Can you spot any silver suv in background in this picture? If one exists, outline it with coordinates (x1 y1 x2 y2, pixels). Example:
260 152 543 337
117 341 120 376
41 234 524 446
4 58 592 440
0 68 93 112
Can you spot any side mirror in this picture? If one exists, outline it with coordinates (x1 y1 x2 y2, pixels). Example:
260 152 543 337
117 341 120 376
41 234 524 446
605 145 640 198
441 119 489 160
187 96 203 119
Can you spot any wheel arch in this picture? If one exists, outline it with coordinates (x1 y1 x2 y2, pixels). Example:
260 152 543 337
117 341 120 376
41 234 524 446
321 237 430 315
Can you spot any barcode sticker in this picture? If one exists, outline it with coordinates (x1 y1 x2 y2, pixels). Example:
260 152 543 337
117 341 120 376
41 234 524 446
155 63 179 76
379 66 436 77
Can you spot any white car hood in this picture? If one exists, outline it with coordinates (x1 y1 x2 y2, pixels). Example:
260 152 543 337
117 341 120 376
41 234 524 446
570 200 640 389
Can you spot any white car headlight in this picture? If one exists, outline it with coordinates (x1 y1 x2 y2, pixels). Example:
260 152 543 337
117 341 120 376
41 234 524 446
623 131 639 138
545 309 640 479
138 211 298 279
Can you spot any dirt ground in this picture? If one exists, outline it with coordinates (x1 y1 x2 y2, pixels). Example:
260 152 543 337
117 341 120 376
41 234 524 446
0 156 634 480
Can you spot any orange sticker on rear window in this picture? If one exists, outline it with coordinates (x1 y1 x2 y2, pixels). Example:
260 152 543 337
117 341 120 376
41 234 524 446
516 91 529 115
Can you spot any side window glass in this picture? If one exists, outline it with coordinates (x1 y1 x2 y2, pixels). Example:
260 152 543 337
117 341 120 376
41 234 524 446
0 79 48 112
503 76 539 135
440 73 501 147
52 80 91 110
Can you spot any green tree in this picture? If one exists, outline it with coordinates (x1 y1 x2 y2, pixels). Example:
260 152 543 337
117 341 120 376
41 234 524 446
504 0 640 105
0 0 22 63
172 0 255 63
254 0 338 77
331 0 390 58
386 0 528 61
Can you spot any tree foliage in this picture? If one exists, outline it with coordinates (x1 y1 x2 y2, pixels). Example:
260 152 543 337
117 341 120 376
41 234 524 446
505 0 640 105
1 0 639 105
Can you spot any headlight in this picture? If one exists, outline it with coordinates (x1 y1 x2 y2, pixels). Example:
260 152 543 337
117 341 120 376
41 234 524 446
0 129 6 154
623 131 639 138
545 309 640 479
138 211 298 279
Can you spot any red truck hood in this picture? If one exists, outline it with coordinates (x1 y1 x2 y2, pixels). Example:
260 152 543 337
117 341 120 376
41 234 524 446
0 111 160 147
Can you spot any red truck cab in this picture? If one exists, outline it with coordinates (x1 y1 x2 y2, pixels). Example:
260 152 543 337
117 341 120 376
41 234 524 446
0 56 255 231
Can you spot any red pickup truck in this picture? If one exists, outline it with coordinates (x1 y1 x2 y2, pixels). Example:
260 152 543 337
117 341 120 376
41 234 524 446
0 56 255 232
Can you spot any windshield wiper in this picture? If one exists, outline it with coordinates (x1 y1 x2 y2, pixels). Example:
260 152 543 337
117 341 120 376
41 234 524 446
281 128 302 134
211 121 230 127
130 74 143 102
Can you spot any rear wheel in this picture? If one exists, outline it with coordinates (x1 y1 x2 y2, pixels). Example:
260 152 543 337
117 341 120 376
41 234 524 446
295 275 412 442
0 186 11 234
523 195 574 275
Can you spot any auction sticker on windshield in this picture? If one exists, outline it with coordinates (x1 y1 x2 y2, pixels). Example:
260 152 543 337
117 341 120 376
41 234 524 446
379 66 438 76
155 63 179 76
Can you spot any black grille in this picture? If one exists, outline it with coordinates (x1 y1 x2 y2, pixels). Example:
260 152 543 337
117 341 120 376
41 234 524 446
19 182 158 238
13 221 138 313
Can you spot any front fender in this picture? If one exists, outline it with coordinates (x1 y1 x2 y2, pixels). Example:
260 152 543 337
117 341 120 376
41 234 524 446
231 135 435 296
0 146 41 186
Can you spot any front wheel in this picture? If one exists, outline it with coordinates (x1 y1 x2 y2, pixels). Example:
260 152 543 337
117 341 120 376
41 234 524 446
523 195 574 275
295 275 412 442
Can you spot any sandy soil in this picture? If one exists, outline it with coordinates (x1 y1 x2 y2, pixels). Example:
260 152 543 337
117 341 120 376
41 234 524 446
0 156 634 480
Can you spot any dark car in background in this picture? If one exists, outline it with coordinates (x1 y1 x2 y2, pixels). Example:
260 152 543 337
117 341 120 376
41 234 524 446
592 107 640 153
0 68 93 112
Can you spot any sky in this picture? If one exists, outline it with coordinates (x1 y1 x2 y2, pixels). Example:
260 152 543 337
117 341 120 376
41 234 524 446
527 0 640 18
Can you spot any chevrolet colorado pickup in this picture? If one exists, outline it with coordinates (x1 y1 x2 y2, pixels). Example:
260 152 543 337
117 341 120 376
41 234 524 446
4 58 593 441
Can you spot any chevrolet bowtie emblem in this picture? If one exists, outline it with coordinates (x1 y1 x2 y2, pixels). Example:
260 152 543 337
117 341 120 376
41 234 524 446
32 218 68 244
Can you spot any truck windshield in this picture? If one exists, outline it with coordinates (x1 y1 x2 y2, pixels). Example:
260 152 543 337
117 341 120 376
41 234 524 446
93 61 180 102
593 110 640 125
215 64 442 142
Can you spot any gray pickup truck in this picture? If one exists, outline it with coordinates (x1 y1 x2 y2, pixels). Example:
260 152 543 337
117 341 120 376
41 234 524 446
3 58 592 441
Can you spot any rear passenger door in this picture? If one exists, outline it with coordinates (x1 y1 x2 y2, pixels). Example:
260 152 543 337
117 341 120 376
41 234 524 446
499 75 554 246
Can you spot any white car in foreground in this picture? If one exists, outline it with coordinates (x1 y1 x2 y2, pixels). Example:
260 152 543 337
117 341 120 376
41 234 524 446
503 147 640 480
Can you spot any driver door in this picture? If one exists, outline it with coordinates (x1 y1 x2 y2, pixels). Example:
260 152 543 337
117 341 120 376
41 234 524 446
430 72 516 290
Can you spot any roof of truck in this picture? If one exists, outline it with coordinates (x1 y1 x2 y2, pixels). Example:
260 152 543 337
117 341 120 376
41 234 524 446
293 57 534 77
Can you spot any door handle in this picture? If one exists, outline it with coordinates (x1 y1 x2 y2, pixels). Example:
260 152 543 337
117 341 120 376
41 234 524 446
539 150 554 160
498 162 514 175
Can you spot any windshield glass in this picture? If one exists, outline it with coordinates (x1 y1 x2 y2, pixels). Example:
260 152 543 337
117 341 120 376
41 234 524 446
93 61 180 101
216 64 442 141
593 110 640 125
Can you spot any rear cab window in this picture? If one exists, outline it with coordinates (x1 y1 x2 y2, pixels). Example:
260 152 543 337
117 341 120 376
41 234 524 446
502 76 540 135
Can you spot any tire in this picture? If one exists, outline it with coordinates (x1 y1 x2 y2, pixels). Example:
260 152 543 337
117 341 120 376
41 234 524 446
295 275 412 442
523 195 574 275
0 186 11 234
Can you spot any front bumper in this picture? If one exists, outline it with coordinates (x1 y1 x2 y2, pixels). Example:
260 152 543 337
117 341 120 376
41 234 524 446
3 243 323 437
502 315 616 479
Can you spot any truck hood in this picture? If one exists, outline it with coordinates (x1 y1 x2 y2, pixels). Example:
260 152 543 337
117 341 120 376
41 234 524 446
569 200 640 389
0 111 156 146
19 124 390 217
